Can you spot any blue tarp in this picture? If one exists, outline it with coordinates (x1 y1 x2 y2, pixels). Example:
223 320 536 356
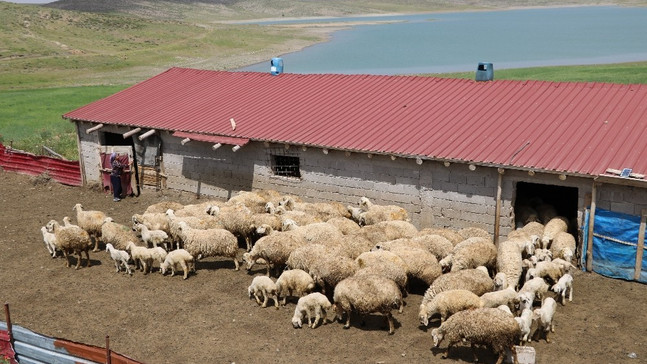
582 208 647 283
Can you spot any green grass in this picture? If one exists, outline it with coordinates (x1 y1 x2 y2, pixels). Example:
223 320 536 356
0 85 128 159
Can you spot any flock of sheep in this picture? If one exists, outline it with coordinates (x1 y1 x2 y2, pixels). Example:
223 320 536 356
40 190 576 364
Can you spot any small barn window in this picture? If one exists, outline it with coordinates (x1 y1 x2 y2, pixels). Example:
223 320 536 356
271 155 301 178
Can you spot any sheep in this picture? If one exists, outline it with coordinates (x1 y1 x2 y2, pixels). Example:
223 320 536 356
355 196 409 225
508 221 545 241
291 292 332 329
445 237 497 273
286 244 332 272
551 257 575 274
419 289 484 326
165 209 223 249
174 200 223 217
242 232 306 276
525 260 564 284
517 277 550 307
330 234 375 259
247 275 279 309
125 241 153 274
550 231 576 262
72 203 107 252
144 201 184 214
281 219 344 245
496 235 537 290
422 267 494 302
351 220 419 245
479 286 517 309
431 307 521 364
275 269 315 306
134 223 169 249
101 217 139 251
551 273 573 305
417 228 464 246
149 246 168 272
497 304 514 316
45 220 92 269
105 243 132 275
265 202 322 226
40 226 58 258
131 212 170 234
325 217 361 235
387 247 443 287
515 308 534 345
515 204 540 227
280 197 350 221
373 234 454 261
457 226 492 241
532 297 557 343
226 190 270 214
534 248 553 262
332 274 403 335
355 250 409 295
160 248 195 279
541 216 569 248
493 272 508 290
536 203 558 225
308 255 359 294
176 221 240 270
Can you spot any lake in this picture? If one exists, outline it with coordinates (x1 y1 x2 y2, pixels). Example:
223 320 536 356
239 6 647 75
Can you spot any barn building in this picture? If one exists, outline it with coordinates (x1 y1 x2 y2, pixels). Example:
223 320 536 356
63 67 647 281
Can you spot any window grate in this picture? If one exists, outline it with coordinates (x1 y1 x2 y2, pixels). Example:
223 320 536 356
267 148 301 178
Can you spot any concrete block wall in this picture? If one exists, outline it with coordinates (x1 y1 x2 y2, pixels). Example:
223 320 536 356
598 183 647 216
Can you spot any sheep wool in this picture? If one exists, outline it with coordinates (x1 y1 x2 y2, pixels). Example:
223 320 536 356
160 249 195 280
177 221 240 270
248 275 279 309
46 220 92 269
291 292 332 329
419 289 483 326
73 203 107 252
332 274 402 335
422 267 494 302
275 269 315 306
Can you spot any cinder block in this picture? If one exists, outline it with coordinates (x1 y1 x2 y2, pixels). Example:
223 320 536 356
506 346 535 364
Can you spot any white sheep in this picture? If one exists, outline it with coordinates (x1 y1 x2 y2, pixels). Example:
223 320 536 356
417 228 464 246
431 307 521 364
40 226 58 258
291 292 332 329
515 308 534 345
247 275 279 309
479 286 517 309
206 203 255 251
105 243 132 275
131 212 170 234
422 267 494 301
275 269 315 306
419 289 484 326
550 231 576 262
457 226 492 241
517 276 550 307
355 250 409 295
177 221 240 270
281 219 344 245
45 219 92 269
387 247 443 286
551 273 573 305
143 201 185 214
332 274 403 335
308 254 359 294
125 241 153 274
541 216 569 248
134 223 169 249
496 235 537 290
279 197 350 221
73 203 107 252
525 260 564 284
532 297 557 343
242 231 306 276
372 234 454 261
149 246 168 273
493 272 508 290
533 248 553 262
101 217 139 251
160 248 195 279
354 196 409 225
446 237 497 273
165 209 222 249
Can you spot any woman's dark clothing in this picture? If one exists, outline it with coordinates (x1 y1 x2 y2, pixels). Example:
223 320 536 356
111 157 124 201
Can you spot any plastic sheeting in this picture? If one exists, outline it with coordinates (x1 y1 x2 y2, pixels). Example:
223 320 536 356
582 208 647 283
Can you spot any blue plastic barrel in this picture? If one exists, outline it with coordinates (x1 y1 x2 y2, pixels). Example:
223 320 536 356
270 57 284 75
475 62 494 81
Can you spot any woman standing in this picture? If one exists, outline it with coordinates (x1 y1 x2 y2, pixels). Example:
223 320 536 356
110 152 124 202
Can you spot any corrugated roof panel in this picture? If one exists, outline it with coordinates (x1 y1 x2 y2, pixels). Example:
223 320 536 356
63 68 647 178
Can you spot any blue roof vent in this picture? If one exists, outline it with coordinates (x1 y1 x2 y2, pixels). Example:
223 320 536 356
475 62 494 81
270 57 284 76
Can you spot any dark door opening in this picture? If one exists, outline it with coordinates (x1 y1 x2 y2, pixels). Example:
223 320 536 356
514 182 578 235
100 132 141 196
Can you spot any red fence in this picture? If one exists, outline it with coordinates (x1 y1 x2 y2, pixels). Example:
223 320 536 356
0 143 82 186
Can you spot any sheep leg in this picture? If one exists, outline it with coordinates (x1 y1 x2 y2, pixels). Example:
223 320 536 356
260 294 268 307
75 251 82 269
568 286 573 302
343 310 351 329
180 261 189 279
312 307 322 328
84 250 91 267
254 292 263 306
233 257 240 271
92 235 100 252
63 250 71 268
470 343 480 363
114 260 120 273
386 312 395 335
272 294 279 309
124 260 132 275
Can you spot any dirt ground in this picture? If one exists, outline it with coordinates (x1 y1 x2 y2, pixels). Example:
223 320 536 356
0 168 646 364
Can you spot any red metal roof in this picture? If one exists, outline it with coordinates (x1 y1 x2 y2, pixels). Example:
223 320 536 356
64 67 647 178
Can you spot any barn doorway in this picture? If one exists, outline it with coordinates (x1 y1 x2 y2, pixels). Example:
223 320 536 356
100 132 141 196
514 182 578 235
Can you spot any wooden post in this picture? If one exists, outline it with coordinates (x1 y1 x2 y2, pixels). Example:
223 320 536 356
586 181 598 272
85 123 104 134
105 335 111 364
633 209 647 281
74 122 86 186
494 168 504 246
122 128 141 139
138 129 156 141
4 303 13 348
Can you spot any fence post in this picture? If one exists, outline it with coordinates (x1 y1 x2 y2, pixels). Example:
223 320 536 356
586 182 598 272
634 209 646 281
106 335 111 364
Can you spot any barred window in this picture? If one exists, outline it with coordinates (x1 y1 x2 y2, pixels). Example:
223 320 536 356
271 155 301 178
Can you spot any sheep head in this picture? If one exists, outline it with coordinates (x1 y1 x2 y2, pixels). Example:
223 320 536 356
45 220 59 233
242 252 255 271
291 315 303 329
281 219 297 231
419 304 430 326
73 203 83 212
430 328 444 347
358 196 372 211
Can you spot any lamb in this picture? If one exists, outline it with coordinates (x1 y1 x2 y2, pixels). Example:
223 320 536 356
247 275 279 309
134 223 169 249
517 277 550 306
101 217 139 251
40 226 58 258
242 232 306 276
493 272 508 290
105 243 132 275
550 231 576 262
515 308 534 345
275 269 315 306
419 289 484 326
532 297 557 342
332 274 403 335
176 221 240 270
45 219 93 269
126 241 153 274
431 307 521 364
479 286 517 309
551 273 573 305
354 196 409 225
525 260 564 284
160 248 195 279
72 203 107 251
422 267 494 302
445 237 497 273
541 216 569 248
291 292 332 329
148 246 168 272
533 248 553 262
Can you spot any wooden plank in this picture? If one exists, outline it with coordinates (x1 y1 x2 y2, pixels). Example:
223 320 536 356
586 182 598 272
494 169 503 245
634 209 647 281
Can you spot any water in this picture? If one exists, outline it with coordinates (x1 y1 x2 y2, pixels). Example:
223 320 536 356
239 6 647 75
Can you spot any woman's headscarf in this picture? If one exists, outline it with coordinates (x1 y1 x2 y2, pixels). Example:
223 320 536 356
110 152 117 163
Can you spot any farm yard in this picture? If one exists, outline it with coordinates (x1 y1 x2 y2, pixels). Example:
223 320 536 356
0 168 646 364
